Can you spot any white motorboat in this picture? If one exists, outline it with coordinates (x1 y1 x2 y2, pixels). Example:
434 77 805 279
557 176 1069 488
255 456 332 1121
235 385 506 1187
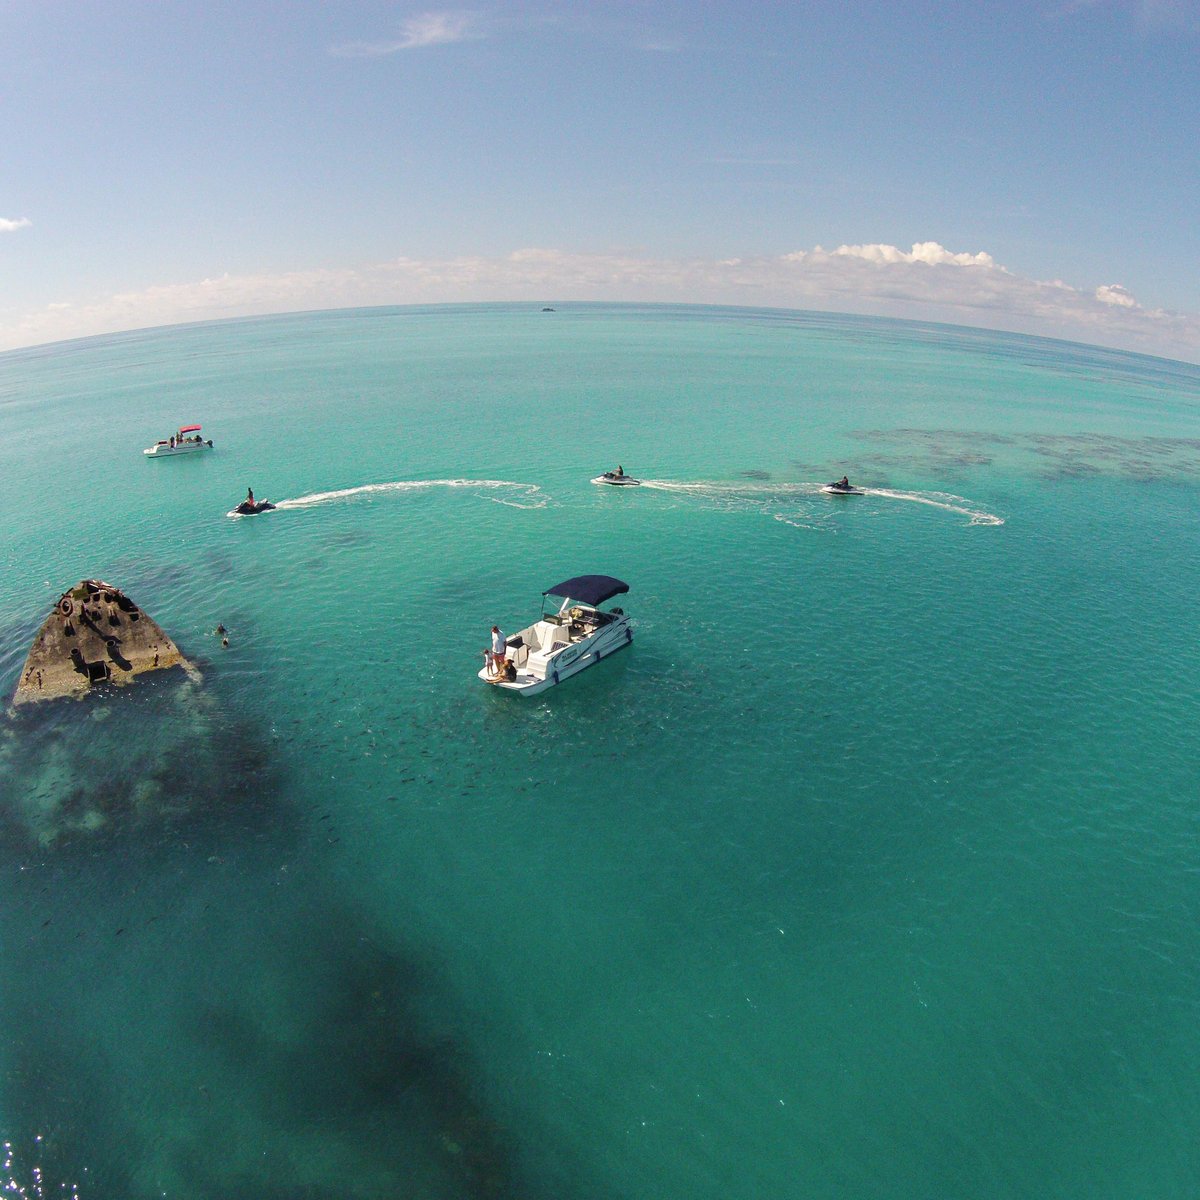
592 471 640 486
145 424 213 457
480 575 633 696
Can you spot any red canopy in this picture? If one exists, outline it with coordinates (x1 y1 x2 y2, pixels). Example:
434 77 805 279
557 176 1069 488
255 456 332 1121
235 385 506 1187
178 424 202 433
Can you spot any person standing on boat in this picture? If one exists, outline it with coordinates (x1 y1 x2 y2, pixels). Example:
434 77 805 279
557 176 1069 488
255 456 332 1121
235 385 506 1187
246 487 255 504
489 625 508 676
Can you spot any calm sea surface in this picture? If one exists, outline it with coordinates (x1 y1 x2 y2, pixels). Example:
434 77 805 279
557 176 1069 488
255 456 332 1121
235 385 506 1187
1 303 1198 1199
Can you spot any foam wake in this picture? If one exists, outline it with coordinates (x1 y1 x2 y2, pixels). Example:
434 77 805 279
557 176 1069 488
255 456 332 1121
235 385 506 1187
866 489 1005 526
638 479 1003 526
271 479 547 511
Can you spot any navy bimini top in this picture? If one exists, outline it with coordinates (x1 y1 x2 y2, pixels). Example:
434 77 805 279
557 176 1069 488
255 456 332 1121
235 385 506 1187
543 575 629 607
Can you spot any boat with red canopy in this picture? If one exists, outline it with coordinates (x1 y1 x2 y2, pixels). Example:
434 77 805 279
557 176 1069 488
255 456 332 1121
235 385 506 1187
144 424 214 457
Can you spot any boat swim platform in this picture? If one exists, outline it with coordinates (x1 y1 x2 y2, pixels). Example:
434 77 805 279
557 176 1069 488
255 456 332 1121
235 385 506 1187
12 580 199 706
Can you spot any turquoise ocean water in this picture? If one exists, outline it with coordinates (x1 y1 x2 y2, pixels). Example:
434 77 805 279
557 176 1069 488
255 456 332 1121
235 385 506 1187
1 303 1198 1198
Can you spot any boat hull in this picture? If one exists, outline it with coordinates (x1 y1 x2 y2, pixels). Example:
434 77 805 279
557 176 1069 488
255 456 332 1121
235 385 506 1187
592 474 640 486
145 442 212 457
479 616 633 695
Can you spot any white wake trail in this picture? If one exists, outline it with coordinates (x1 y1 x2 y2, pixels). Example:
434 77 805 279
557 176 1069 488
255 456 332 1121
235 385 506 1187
864 489 1004 526
639 479 1003 526
272 478 547 511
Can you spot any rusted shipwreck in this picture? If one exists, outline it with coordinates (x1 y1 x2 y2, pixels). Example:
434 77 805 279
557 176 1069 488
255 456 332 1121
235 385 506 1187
13 580 197 705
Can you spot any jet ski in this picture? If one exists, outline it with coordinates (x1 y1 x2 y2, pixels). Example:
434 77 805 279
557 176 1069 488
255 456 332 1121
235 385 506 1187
822 480 864 495
592 471 641 486
229 499 276 516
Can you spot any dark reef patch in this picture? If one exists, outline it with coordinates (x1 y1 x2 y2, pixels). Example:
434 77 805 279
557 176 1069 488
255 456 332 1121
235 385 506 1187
1 863 536 1200
0 681 558 1200
190 921 520 1198
849 428 1200 481
0 675 287 853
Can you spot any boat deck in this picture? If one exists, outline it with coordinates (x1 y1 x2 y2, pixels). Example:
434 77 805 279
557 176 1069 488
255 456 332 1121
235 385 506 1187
481 609 626 692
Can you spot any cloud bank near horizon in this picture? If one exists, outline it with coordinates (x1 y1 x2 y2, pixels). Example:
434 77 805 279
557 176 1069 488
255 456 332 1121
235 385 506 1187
4 241 1200 362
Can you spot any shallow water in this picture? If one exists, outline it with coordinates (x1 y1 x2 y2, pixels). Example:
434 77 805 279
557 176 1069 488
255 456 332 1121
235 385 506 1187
1 304 1198 1198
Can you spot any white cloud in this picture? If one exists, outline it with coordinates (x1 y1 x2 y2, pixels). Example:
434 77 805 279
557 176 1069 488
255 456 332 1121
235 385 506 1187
1095 283 1137 307
827 241 997 268
1 217 32 233
4 242 1200 363
331 10 480 56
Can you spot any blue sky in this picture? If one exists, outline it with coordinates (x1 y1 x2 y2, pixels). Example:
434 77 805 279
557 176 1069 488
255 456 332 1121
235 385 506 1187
3 1 1200 359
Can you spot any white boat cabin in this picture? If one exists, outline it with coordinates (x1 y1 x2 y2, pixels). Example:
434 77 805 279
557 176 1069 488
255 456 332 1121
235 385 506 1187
480 574 632 696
